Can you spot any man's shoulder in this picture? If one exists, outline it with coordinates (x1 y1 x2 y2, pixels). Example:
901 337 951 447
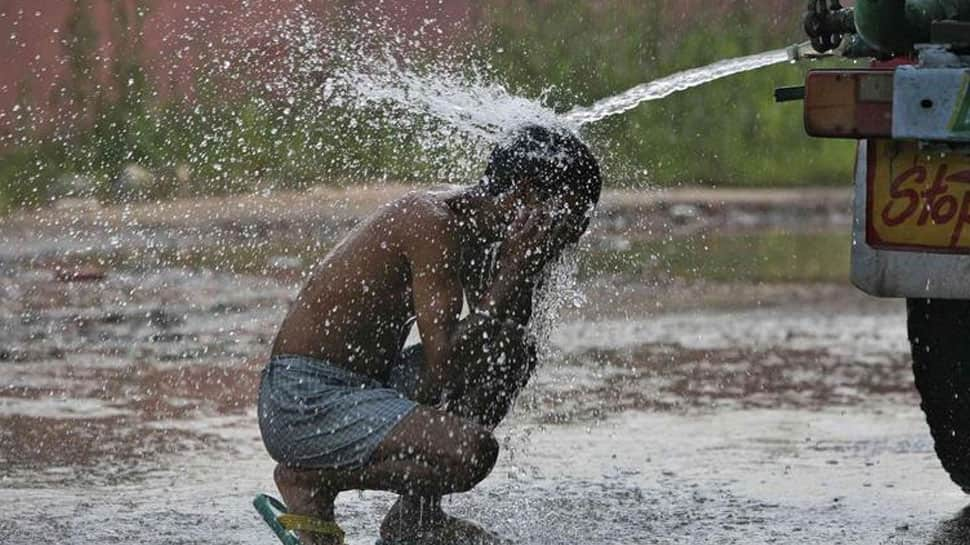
385 190 462 256
385 191 457 232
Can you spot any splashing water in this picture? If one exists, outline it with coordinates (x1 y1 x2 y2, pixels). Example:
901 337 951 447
563 48 791 126
299 41 793 355
221 6 567 183
529 247 586 363
223 9 793 364
333 52 564 149
144 4 794 191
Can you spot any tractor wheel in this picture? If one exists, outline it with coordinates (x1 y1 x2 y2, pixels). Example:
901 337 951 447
908 298 970 493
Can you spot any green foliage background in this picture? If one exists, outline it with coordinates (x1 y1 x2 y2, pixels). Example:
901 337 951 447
0 1 858 214
484 1 855 187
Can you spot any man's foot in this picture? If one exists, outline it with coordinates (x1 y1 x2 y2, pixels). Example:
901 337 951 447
379 497 504 545
298 529 342 545
274 465 342 545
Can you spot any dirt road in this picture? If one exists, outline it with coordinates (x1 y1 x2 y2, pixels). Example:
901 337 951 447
1 188 966 544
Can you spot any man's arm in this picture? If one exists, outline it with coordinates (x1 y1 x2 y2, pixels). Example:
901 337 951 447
407 240 524 405
405 226 466 405
406 207 553 405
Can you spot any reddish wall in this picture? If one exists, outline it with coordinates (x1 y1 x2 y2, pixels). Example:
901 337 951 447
0 0 476 132
0 1 800 134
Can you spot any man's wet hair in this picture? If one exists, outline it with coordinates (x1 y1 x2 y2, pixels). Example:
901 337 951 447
481 124 602 214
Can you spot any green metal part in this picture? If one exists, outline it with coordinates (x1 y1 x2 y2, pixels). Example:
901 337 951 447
854 0 970 54
841 34 883 58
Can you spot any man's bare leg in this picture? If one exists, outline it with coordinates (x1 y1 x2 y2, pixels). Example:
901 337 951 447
273 406 498 545
380 322 537 543
373 406 502 544
275 465 341 545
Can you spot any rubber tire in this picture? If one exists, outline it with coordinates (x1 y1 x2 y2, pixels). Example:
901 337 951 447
907 298 970 494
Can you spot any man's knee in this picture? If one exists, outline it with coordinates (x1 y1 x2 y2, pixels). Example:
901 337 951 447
446 430 498 493
497 321 537 382
472 432 499 482
495 319 526 347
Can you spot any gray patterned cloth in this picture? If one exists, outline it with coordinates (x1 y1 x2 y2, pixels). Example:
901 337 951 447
258 350 423 470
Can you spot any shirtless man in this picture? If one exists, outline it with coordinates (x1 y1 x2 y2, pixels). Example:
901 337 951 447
257 124 602 545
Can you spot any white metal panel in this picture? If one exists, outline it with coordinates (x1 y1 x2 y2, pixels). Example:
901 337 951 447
892 66 970 142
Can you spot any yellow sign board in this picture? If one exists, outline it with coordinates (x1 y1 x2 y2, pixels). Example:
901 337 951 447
867 139 970 253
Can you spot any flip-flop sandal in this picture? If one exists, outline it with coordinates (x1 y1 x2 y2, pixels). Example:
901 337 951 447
253 493 346 545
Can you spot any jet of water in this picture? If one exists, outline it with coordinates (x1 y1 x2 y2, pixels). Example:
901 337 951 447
564 48 791 126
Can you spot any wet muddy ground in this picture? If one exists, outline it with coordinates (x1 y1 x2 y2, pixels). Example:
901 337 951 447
2 187 968 544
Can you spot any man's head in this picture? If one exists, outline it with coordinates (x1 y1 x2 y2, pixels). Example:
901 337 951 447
480 124 602 245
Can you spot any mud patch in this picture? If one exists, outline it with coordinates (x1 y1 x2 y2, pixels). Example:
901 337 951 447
0 414 222 485
531 345 915 423
0 358 264 482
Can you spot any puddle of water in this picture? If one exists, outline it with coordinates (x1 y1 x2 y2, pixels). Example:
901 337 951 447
0 241 944 544
553 307 908 361
0 396 130 419
1 406 963 545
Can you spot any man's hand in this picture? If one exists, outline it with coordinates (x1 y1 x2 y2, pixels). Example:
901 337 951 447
497 205 566 282
479 203 570 325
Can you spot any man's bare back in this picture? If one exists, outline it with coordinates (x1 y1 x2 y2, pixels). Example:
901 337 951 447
272 192 465 379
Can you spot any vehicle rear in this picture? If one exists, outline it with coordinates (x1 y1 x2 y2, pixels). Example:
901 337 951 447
787 0 970 491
